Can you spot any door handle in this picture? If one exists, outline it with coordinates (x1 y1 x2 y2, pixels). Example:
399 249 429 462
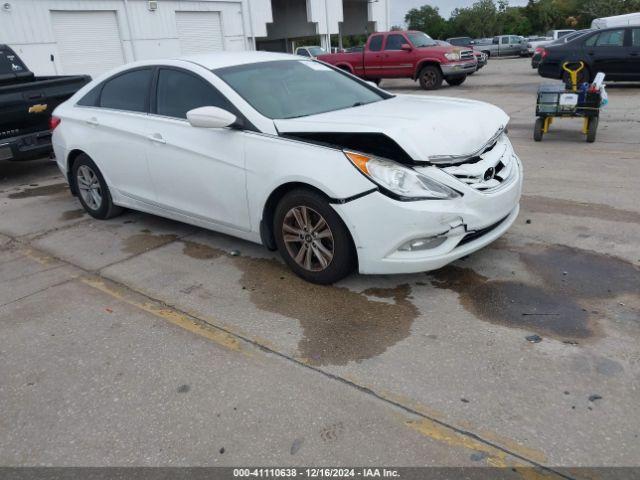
147 133 166 144
85 117 98 126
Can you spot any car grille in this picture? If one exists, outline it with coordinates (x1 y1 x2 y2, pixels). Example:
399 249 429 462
460 49 474 61
441 135 517 193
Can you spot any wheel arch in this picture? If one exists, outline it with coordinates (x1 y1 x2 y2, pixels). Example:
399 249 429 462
336 63 355 74
414 60 442 80
66 149 88 195
260 182 358 269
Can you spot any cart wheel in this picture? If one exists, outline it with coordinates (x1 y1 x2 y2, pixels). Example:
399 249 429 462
586 117 598 143
534 118 544 142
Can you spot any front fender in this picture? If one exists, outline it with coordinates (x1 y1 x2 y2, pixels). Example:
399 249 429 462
243 132 376 233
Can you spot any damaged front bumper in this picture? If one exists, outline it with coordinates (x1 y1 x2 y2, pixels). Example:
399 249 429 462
332 154 522 275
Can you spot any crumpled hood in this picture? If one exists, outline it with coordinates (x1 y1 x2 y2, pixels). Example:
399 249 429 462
274 94 509 162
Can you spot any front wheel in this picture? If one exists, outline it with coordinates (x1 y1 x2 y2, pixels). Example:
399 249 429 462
418 65 443 90
533 117 544 142
73 154 123 219
446 76 466 86
273 189 355 284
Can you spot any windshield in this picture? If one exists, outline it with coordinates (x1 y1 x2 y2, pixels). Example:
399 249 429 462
308 47 326 56
407 32 437 47
214 60 390 120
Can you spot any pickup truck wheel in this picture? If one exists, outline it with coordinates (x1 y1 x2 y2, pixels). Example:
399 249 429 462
446 76 466 86
419 65 443 90
274 189 355 284
73 154 123 220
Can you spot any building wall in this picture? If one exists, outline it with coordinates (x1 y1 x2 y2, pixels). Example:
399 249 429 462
0 0 267 75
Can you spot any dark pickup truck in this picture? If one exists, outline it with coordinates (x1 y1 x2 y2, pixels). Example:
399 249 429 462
1 45 90 162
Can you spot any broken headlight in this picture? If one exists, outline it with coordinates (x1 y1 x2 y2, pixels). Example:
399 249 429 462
344 151 460 200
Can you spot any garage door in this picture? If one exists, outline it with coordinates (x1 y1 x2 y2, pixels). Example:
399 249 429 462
176 11 224 55
51 10 125 78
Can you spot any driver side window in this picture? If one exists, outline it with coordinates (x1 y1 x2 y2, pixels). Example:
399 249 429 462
384 34 407 50
155 68 232 119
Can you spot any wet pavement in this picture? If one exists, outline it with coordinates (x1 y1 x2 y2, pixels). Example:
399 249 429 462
1 59 639 472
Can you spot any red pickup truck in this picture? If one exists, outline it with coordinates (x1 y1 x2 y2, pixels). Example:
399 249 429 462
317 31 477 90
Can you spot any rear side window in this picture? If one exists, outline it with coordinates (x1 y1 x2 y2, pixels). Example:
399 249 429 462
385 34 406 50
633 29 640 47
77 86 101 107
594 29 625 47
100 69 152 112
156 68 232 119
0 48 27 75
369 35 383 52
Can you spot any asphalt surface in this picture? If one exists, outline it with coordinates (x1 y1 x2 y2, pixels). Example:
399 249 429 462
1 58 639 473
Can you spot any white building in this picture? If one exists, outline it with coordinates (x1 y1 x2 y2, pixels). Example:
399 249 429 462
0 0 390 77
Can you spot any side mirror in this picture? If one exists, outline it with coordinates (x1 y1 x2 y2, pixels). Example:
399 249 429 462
187 106 237 129
401 43 413 51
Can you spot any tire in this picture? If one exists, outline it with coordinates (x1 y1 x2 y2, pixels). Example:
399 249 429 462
72 154 123 220
418 65 443 90
586 116 598 143
446 76 466 86
533 117 544 142
273 189 355 284
482 51 491 58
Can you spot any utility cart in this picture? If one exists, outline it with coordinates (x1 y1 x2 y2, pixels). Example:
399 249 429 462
534 62 603 143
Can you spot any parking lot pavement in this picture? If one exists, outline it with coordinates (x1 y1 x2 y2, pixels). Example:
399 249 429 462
1 59 639 471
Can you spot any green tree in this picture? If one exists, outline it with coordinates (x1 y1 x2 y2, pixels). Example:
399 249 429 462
405 5 449 39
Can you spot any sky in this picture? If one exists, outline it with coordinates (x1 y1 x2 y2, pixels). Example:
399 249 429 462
390 0 529 26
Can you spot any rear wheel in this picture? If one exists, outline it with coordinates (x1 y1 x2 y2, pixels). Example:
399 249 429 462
418 65 443 90
533 117 544 142
586 116 598 143
273 189 355 284
72 154 123 219
446 76 466 86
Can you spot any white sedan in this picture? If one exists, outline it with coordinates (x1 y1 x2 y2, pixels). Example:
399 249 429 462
52 52 522 284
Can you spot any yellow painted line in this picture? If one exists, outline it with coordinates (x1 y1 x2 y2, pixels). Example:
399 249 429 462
21 247 57 266
406 418 559 478
80 276 243 353
406 417 509 467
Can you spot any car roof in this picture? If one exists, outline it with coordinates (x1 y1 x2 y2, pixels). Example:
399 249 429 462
178 51 298 70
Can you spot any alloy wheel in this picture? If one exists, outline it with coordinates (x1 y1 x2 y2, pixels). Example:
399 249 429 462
422 71 437 88
77 165 102 210
282 206 334 272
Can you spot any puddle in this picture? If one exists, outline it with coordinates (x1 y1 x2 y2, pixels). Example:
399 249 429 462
122 233 179 255
8 183 68 199
182 240 222 260
180 240 418 366
430 245 640 340
59 209 85 221
430 266 591 339
519 245 639 298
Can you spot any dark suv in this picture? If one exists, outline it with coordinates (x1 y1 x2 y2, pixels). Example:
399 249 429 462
538 26 640 83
